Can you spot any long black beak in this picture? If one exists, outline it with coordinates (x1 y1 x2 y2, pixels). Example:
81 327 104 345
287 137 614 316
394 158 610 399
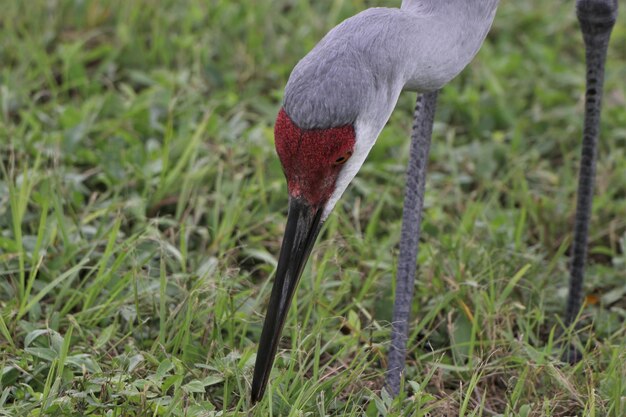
251 197 323 403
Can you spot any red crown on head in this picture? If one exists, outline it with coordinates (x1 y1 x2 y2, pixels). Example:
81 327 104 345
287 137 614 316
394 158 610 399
274 108 356 206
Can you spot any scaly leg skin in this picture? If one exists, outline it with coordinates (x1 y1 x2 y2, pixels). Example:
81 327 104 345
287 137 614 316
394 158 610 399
385 91 438 396
564 0 618 363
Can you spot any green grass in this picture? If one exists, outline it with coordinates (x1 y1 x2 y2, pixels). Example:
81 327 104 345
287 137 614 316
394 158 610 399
1 0 625 415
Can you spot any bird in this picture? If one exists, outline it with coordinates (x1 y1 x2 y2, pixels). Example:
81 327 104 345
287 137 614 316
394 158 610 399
250 0 619 403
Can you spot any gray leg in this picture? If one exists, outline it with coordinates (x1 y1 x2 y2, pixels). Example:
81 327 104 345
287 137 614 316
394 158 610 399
564 0 617 361
386 91 439 396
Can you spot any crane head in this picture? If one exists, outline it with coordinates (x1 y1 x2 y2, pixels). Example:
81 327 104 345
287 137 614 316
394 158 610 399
251 108 356 402
275 108 356 206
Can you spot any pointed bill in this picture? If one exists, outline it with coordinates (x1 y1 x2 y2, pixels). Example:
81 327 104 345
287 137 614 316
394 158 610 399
251 197 323 403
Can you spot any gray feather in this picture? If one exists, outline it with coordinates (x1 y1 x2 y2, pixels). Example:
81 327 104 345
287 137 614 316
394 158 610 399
283 1 499 129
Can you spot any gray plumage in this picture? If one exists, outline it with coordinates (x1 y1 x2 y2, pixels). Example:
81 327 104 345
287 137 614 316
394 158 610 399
284 0 499 129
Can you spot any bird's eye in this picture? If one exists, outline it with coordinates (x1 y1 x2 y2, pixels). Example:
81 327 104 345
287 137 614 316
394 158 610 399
334 150 353 166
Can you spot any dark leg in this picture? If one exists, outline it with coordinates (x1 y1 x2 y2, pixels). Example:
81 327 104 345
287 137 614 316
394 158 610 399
386 91 439 396
564 0 617 360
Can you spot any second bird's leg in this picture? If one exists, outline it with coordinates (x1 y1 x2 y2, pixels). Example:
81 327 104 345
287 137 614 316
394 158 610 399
386 91 439 396
563 0 617 362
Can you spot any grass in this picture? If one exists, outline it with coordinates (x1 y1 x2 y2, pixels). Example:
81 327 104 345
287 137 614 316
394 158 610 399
0 0 625 415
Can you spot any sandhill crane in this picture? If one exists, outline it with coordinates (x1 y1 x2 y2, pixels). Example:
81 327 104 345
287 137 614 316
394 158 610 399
250 0 619 403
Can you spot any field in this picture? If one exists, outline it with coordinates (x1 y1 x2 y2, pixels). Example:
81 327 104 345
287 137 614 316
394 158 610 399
1 0 625 416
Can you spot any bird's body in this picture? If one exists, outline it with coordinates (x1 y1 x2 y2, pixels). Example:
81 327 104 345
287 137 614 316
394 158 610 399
284 1 499 218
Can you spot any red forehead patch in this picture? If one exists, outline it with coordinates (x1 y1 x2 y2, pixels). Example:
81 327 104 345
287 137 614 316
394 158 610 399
274 108 356 206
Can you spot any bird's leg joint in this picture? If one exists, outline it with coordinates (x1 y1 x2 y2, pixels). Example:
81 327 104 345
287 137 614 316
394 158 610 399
576 0 618 34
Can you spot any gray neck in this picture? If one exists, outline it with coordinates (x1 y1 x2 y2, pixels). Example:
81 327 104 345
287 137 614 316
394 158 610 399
283 1 499 130
401 0 499 14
